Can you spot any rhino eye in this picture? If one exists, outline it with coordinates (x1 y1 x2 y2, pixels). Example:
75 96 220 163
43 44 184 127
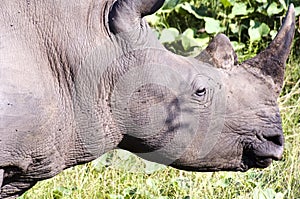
194 88 206 97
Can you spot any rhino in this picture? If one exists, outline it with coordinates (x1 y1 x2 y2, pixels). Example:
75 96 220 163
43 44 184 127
0 0 295 198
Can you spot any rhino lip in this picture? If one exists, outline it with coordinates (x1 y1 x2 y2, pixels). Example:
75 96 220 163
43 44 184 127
242 143 284 170
253 144 284 161
241 153 274 170
240 128 285 170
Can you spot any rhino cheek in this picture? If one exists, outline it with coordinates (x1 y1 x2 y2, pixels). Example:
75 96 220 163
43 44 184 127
109 52 230 166
111 62 198 164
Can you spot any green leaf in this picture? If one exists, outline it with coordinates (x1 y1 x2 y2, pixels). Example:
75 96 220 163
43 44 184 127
248 20 270 42
179 29 209 51
182 28 195 50
249 21 261 41
220 0 235 8
178 2 203 19
270 30 278 40
203 17 221 34
229 23 239 34
255 0 267 3
231 3 249 16
259 23 271 37
182 28 194 39
194 36 210 48
231 41 246 51
267 2 283 16
159 28 179 43
278 0 287 10
295 6 300 16
163 0 180 10
256 4 268 15
145 15 161 26
179 3 223 34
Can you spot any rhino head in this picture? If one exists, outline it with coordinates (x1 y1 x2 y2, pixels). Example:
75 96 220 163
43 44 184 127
108 0 295 171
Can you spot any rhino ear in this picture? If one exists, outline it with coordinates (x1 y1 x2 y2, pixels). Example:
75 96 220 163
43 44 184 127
241 4 295 95
109 0 165 34
195 33 238 69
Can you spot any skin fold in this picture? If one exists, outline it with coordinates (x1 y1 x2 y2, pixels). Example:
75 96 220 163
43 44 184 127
0 0 295 198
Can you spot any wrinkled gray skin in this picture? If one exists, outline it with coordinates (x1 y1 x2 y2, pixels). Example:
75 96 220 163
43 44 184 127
0 0 295 198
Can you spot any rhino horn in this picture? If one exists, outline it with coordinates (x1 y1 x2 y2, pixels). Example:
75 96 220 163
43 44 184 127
196 33 238 69
109 0 165 34
242 4 295 94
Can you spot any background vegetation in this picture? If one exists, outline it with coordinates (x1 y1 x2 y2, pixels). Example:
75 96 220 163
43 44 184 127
20 0 300 198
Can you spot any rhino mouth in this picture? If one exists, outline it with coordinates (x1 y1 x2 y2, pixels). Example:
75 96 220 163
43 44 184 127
241 152 274 170
255 157 273 167
241 136 284 170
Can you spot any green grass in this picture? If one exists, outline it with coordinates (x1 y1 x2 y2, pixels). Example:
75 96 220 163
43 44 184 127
19 54 300 199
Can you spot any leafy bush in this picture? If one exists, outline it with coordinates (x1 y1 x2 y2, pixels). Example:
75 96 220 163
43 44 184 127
147 0 300 59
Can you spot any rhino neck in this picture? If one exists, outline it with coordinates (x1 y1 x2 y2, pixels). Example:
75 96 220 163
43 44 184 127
70 40 166 162
0 1 123 165
32 0 165 164
36 0 124 162
0 0 163 165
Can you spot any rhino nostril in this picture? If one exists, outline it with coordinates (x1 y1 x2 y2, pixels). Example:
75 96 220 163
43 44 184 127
264 134 284 146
